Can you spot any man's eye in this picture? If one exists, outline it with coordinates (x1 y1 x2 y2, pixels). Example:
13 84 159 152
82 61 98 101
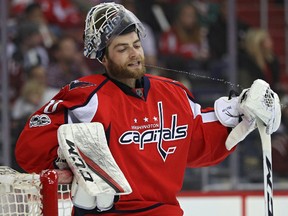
118 48 126 52
134 44 141 49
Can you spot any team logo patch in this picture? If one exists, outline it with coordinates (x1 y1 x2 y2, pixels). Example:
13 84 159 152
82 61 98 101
29 114 51 128
119 101 188 161
69 80 96 90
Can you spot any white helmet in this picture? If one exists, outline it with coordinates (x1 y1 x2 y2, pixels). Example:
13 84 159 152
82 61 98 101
83 2 145 61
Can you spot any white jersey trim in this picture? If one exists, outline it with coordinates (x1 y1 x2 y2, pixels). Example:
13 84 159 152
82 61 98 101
186 92 218 123
69 93 98 123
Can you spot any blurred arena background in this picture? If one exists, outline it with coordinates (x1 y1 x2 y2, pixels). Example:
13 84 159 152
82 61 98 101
1 0 288 210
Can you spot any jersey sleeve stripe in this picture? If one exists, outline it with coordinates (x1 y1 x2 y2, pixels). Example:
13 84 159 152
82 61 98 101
201 112 218 123
69 94 98 123
186 93 218 123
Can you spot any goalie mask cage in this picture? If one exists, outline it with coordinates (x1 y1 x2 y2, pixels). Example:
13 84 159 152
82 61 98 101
0 166 73 216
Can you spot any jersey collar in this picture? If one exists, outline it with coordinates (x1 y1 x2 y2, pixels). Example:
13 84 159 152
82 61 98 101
103 73 150 100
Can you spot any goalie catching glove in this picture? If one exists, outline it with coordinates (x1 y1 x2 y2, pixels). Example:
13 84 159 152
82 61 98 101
214 79 281 150
57 122 132 211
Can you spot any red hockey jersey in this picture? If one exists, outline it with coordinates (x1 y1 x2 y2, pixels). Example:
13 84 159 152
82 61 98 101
15 74 232 215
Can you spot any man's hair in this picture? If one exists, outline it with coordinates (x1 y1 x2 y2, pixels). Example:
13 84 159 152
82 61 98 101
101 24 138 60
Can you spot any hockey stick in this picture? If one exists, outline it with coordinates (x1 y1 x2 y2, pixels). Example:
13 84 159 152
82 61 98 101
257 118 273 216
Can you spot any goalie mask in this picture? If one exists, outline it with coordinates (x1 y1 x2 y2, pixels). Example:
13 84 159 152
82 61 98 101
83 2 146 62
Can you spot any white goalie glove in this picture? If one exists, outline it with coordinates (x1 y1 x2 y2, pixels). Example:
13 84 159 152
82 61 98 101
57 122 132 211
215 79 281 150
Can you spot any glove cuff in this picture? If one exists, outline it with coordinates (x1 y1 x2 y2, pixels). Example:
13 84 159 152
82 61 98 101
214 96 241 128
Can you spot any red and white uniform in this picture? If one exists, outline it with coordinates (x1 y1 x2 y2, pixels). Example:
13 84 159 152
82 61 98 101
16 73 232 215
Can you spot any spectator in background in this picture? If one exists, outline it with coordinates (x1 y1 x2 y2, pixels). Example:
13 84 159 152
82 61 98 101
12 79 46 121
8 21 49 103
26 64 59 101
11 22 49 69
134 0 182 33
35 0 82 28
12 65 58 122
272 95 288 177
24 2 58 48
158 0 209 84
207 0 250 61
238 28 280 90
46 36 92 88
236 28 282 181
193 0 220 28
10 0 85 44
158 1 209 89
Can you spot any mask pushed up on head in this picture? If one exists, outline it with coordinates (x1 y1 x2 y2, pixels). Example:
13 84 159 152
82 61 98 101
83 2 146 62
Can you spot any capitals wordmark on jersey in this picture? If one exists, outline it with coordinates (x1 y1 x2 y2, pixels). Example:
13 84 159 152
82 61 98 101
119 101 188 161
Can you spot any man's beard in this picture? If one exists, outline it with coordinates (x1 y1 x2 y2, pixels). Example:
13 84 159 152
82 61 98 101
106 57 146 80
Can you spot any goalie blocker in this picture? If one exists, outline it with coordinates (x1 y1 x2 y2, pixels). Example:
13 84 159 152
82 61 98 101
57 122 132 211
214 79 281 150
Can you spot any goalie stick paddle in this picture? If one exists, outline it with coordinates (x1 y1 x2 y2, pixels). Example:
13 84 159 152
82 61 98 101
257 118 273 216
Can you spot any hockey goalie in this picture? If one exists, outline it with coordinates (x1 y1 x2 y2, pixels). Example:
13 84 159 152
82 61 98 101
15 2 281 216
